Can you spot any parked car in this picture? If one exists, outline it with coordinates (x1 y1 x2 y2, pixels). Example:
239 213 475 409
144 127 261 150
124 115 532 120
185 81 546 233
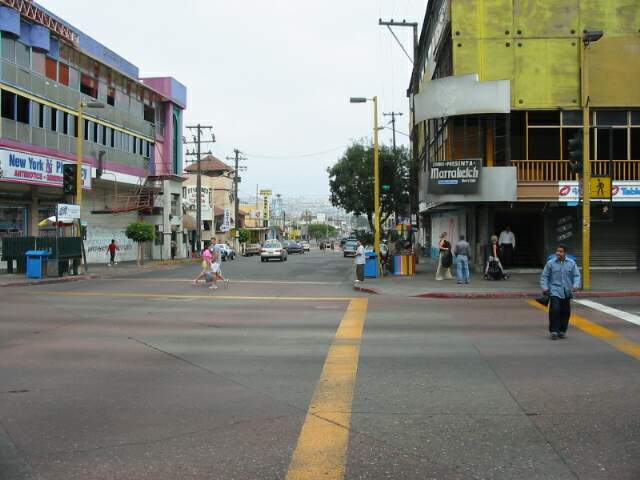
219 243 236 261
260 241 288 262
301 241 311 252
283 240 304 254
244 243 261 256
343 241 358 257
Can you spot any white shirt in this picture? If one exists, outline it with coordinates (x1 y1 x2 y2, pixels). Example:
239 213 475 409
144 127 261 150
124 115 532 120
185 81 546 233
498 231 516 247
354 245 366 265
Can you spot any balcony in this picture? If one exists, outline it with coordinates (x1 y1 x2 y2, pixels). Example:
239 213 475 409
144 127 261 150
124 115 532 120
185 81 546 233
512 160 640 182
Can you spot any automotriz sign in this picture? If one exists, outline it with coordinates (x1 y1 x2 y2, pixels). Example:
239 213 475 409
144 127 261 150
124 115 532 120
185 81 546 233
0 148 91 189
428 159 481 194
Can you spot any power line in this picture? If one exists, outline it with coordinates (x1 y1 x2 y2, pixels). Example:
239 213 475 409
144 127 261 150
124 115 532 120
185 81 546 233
242 145 347 159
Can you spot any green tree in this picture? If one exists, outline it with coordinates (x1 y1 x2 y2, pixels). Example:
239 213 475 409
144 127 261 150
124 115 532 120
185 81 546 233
328 142 410 233
236 228 250 244
307 223 337 240
125 221 155 266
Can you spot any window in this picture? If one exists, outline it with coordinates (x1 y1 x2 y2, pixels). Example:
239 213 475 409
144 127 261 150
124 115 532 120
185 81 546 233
596 110 627 127
32 51 45 75
62 112 69 134
101 124 107 146
45 57 57 81
597 128 627 160
1 33 15 62
528 128 560 160
133 135 137 154
84 119 89 141
562 111 583 126
68 67 79 90
110 128 115 148
93 122 99 143
139 138 143 155
143 105 155 123
80 73 97 98
107 87 115 106
1 90 15 120
58 63 69 86
16 95 29 124
528 111 560 126
15 41 29 68
146 141 150 158
50 107 57 131
38 103 45 128
72 116 78 137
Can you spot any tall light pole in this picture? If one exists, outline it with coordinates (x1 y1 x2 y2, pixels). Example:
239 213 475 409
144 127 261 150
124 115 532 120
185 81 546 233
580 30 603 290
350 96 381 256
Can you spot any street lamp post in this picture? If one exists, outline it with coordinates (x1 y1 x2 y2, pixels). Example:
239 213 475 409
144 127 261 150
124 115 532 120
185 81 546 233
580 30 603 290
350 96 381 258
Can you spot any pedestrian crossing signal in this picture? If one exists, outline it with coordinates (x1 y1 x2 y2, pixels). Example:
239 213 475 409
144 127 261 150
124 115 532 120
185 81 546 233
62 164 77 195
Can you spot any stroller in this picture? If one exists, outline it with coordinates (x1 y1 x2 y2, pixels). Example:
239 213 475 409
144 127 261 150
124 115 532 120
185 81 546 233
484 259 508 281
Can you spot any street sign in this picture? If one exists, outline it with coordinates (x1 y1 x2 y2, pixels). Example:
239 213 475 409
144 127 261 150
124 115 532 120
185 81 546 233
57 203 80 219
590 176 612 200
259 189 272 196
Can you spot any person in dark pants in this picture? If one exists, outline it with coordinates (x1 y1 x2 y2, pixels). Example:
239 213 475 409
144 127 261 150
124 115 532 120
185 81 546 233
107 239 118 266
540 244 581 340
498 225 516 269
354 241 365 283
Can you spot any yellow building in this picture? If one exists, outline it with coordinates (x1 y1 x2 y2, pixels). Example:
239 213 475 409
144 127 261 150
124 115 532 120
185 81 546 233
412 0 640 269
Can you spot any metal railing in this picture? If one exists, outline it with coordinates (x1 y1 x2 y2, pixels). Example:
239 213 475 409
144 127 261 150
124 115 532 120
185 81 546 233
512 160 640 182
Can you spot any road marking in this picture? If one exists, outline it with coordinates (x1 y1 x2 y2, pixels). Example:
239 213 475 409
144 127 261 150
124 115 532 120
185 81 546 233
37 291 354 302
98 278 342 286
528 300 640 361
575 299 640 327
285 298 368 480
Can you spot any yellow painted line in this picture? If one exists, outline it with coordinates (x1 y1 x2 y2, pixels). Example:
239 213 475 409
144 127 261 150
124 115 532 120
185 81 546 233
527 300 640 361
37 291 353 302
285 298 368 480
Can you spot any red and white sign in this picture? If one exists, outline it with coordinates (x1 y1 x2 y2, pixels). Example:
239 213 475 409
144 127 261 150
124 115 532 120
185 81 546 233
558 181 640 202
0 148 91 189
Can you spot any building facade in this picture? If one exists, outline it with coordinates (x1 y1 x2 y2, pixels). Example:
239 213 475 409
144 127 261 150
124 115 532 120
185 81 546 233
411 0 640 269
0 1 188 265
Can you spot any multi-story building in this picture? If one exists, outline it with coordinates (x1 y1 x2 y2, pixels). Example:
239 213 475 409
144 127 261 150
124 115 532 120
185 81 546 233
411 0 640 269
0 1 187 264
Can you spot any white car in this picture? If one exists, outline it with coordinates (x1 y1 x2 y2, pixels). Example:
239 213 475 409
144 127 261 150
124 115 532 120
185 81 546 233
260 241 288 262
218 244 236 261
301 241 311 252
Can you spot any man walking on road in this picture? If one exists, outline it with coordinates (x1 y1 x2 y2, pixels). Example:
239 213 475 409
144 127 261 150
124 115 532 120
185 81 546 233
499 225 516 269
354 240 365 283
540 244 581 340
454 235 471 284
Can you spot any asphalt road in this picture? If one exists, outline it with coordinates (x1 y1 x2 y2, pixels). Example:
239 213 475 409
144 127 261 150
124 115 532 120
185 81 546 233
1 250 639 479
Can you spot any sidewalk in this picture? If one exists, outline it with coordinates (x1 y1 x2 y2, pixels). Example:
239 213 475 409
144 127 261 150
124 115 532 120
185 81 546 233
355 259 640 299
0 258 197 287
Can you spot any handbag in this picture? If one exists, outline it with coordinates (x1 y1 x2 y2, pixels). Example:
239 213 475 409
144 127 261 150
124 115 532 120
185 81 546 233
535 293 550 307
441 249 453 268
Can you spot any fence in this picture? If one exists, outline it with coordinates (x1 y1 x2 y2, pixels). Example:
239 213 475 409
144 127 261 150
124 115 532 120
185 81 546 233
512 160 640 182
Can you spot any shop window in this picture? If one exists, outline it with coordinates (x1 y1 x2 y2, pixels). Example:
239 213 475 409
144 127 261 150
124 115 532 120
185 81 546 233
80 73 97 98
58 63 69 86
15 41 29 68
528 128 560 160
49 107 57 131
45 57 57 81
16 95 29 124
32 50 45 75
596 110 627 126
143 105 155 123
68 67 80 90
107 87 115 106
1 33 15 62
1 90 15 120
62 112 69 134
597 128 628 160
528 111 560 126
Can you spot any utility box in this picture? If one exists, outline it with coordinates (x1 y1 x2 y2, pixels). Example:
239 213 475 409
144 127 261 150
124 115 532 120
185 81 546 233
25 250 49 279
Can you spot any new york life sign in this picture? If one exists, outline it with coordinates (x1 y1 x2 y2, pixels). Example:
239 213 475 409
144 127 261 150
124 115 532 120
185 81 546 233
0 148 91 190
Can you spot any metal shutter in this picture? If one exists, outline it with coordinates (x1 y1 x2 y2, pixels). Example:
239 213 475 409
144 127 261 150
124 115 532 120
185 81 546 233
591 208 639 268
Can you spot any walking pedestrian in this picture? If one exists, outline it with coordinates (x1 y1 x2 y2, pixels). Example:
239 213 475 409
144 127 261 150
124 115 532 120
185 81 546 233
498 225 516 269
453 235 471 284
354 240 365 283
540 244 581 340
107 239 118 266
435 232 453 280
484 235 506 279
209 238 229 289
193 244 213 284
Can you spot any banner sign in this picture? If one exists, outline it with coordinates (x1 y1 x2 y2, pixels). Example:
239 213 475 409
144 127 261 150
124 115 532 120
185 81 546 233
220 208 231 232
57 203 81 219
559 181 640 202
0 148 91 189
428 159 481 194
183 186 212 218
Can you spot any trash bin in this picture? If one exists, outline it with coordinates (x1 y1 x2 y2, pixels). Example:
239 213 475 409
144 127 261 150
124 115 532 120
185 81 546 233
25 250 49 279
364 252 378 278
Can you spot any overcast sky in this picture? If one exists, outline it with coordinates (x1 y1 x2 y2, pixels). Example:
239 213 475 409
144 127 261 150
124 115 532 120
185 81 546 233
40 0 427 198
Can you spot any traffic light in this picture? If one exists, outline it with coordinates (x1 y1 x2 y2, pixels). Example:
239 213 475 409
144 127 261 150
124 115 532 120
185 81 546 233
568 131 583 175
62 164 77 195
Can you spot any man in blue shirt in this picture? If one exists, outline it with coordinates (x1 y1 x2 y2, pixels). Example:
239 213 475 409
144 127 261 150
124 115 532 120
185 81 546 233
540 244 581 340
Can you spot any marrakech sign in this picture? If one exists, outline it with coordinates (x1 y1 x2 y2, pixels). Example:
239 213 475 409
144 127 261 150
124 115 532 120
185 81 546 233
428 159 481 194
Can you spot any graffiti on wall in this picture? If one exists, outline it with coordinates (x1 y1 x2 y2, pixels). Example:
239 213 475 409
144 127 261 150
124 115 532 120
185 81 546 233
85 226 136 264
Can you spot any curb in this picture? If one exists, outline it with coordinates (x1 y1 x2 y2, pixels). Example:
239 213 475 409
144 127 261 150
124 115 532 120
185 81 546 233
353 284 381 295
1 275 98 288
412 290 640 300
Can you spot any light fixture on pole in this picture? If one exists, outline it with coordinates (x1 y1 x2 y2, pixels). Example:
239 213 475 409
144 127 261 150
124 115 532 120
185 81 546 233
350 96 381 259
580 30 603 290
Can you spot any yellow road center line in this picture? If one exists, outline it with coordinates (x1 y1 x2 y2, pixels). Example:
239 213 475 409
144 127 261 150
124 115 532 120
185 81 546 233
527 300 640 361
285 298 368 480
35 291 354 302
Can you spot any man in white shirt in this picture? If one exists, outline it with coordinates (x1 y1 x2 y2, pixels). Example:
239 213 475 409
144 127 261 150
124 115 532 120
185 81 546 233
354 241 366 283
498 225 516 269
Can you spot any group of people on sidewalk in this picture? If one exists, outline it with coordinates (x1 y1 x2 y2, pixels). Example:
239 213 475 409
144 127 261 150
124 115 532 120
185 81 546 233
193 238 229 290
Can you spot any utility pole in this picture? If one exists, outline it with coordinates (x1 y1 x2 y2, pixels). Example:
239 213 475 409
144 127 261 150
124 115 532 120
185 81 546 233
378 19 419 64
185 124 215 251
226 149 247 249
383 111 403 150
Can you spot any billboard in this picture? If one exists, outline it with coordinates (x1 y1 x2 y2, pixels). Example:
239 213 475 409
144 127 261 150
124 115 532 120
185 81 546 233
428 159 481 194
